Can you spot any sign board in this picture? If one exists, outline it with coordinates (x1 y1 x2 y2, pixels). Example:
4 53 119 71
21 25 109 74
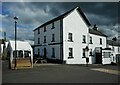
95 47 101 53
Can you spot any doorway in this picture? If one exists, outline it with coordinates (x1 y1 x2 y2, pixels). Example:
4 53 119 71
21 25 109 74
44 48 46 59
95 53 102 64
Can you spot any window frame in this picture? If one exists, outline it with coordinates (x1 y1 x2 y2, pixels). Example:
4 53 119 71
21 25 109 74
38 48 40 57
51 22 55 29
51 34 55 42
68 48 73 59
82 35 86 43
82 48 86 58
89 36 93 44
100 38 102 45
44 36 46 43
38 38 40 44
89 49 93 56
68 33 73 42
118 47 120 52
44 26 46 32
103 52 111 58
52 48 55 58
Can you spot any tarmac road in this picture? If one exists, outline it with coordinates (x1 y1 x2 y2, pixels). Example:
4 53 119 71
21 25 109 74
2 61 119 83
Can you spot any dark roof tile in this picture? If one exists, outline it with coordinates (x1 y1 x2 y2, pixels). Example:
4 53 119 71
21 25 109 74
107 40 120 46
89 29 107 37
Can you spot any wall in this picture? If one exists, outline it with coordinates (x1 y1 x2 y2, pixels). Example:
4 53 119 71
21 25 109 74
108 45 120 63
89 33 107 64
63 8 89 64
34 20 61 60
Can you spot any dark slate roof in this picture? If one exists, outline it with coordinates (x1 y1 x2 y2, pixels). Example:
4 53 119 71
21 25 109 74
107 40 120 46
33 7 91 31
89 29 107 37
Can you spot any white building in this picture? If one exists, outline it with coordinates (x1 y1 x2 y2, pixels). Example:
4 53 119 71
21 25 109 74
7 40 33 68
107 40 120 63
33 7 120 64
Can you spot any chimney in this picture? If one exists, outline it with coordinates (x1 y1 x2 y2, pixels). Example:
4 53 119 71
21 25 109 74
93 24 98 31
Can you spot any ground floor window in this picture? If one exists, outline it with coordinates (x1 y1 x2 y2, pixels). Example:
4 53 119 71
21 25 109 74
68 48 73 59
38 48 40 57
113 56 115 61
103 52 111 58
82 49 86 58
89 49 93 56
52 48 55 58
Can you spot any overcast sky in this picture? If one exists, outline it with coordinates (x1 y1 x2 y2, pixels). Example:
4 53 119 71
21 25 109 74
1 2 119 44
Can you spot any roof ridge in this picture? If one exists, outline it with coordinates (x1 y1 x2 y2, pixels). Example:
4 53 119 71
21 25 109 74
33 6 91 31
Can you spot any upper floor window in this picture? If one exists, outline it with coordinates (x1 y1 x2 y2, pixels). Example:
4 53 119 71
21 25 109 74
82 35 86 43
68 48 73 58
52 48 55 58
89 36 93 44
38 38 40 44
118 47 120 52
68 33 73 42
100 38 102 45
44 36 46 43
51 34 55 42
38 28 40 34
44 26 46 32
51 22 55 29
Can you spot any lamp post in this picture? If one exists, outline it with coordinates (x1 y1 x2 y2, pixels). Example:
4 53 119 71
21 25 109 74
85 46 89 67
14 16 18 69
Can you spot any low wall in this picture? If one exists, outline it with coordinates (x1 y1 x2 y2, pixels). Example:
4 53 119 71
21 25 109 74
11 58 32 69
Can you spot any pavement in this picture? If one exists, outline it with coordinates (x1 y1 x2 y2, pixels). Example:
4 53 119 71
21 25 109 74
2 60 120 83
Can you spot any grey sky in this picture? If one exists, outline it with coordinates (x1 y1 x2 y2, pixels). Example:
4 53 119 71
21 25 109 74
1 2 119 44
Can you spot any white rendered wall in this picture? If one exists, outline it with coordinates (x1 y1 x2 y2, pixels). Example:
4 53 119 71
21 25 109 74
34 20 61 60
108 45 120 63
63 9 89 64
102 50 112 64
89 33 107 64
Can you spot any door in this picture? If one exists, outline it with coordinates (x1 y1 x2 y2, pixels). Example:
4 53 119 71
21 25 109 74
95 53 102 64
44 48 46 59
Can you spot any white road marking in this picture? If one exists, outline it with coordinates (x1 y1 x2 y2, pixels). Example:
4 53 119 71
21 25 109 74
91 68 120 75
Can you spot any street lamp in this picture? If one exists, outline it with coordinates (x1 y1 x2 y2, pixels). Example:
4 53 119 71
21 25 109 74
85 46 89 67
14 16 18 69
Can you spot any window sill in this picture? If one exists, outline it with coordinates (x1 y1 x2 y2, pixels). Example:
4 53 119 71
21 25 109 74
89 43 93 44
68 40 73 42
51 41 55 42
68 57 74 59
82 42 86 43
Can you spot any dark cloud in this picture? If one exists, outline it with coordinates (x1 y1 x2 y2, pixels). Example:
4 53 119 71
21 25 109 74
2 2 119 42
